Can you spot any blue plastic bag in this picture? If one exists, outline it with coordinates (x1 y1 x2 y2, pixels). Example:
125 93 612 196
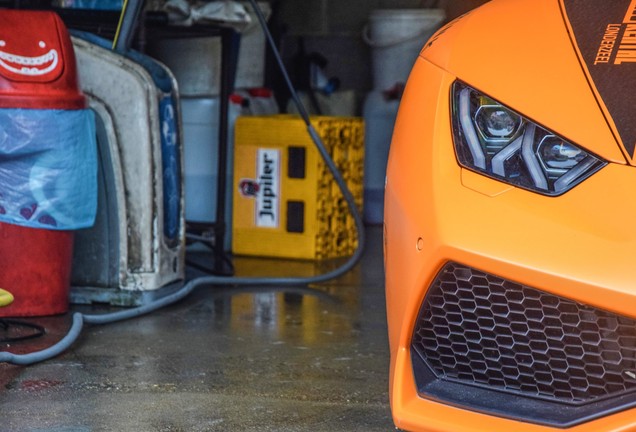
0 108 97 230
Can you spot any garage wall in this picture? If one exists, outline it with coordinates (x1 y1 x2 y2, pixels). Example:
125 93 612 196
271 0 489 112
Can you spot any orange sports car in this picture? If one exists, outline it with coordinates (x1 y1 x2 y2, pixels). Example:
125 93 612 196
383 0 636 431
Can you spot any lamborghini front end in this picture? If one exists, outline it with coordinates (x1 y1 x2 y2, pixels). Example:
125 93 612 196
384 0 636 430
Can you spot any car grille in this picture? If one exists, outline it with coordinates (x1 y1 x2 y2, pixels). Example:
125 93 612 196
412 262 636 405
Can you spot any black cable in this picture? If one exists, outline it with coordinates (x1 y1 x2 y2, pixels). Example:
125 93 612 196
250 0 311 122
0 319 46 343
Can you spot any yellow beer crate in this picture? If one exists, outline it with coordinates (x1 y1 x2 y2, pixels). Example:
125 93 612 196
232 115 364 260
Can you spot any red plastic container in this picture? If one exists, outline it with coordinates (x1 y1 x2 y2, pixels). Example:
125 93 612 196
0 224 74 317
0 10 85 110
0 10 86 316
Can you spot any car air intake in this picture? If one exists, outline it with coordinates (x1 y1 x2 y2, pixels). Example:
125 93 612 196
411 262 636 426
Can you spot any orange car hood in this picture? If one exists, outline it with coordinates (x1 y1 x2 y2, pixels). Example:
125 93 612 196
420 0 636 165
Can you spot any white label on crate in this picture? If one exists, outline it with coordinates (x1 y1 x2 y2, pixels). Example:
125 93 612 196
255 148 281 228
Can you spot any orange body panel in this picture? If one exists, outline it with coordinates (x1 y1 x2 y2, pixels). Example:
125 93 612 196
384 0 636 430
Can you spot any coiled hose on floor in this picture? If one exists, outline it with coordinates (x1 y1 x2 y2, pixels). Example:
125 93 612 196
0 0 366 366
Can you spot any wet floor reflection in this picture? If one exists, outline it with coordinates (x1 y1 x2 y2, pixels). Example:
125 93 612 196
0 227 392 431
222 288 357 344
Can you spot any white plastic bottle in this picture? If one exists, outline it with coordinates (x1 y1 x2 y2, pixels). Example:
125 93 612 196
181 94 245 250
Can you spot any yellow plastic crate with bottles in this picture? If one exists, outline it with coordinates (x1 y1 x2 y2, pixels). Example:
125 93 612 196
232 115 364 260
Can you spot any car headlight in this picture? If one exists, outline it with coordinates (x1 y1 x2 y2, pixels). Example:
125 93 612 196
451 81 606 196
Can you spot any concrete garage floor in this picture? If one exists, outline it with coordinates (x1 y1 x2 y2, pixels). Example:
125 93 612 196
0 227 393 431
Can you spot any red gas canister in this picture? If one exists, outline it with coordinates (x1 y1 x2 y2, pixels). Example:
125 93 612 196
0 10 88 317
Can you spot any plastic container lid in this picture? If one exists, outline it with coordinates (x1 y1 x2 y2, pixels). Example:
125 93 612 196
0 10 85 109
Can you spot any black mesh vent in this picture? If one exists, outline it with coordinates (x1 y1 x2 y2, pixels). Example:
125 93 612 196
412 262 636 405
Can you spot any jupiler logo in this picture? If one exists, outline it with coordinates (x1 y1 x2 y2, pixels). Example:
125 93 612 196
239 149 281 228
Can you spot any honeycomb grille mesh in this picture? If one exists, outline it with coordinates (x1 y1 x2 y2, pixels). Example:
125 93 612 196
412 262 636 404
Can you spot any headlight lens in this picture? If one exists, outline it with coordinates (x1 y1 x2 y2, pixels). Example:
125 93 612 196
451 81 606 196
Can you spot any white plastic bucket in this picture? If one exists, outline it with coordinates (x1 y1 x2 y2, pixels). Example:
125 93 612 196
182 97 243 250
365 9 445 91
